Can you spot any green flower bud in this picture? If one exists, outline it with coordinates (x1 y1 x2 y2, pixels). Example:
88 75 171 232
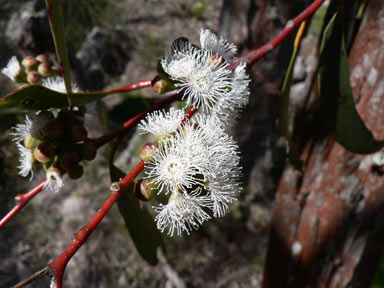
34 142 55 163
152 74 175 95
13 69 27 83
24 135 43 148
67 164 84 179
134 179 158 201
38 63 52 77
36 54 49 63
71 124 88 142
140 142 159 162
22 56 38 70
27 71 41 85
59 151 80 171
75 142 97 161
44 119 64 140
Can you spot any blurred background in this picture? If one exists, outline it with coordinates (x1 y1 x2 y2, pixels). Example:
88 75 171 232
1 0 384 287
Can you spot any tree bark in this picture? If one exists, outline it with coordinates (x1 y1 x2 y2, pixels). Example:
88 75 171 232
263 1 384 287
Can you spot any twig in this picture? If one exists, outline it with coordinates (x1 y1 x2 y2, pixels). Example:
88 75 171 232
11 267 49 288
231 0 325 67
45 107 198 288
103 80 152 94
0 181 46 229
91 92 181 149
48 161 145 288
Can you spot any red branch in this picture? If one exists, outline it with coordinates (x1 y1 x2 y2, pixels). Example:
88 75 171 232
231 0 325 67
0 181 46 229
91 92 181 148
48 161 145 288
103 80 152 94
47 107 198 287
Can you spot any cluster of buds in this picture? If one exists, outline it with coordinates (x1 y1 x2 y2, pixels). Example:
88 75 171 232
2 54 61 85
12 109 96 192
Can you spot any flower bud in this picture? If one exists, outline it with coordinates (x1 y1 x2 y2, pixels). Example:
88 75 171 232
24 135 42 148
13 69 27 83
71 124 88 142
34 142 55 163
27 71 41 85
44 119 63 140
134 179 158 201
140 142 159 162
208 54 225 67
67 164 84 179
75 142 97 161
51 66 62 75
59 151 80 171
152 75 175 95
38 63 52 77
22 56 38 70
36 54 49 63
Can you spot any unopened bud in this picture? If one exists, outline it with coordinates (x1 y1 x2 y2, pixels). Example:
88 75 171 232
209 54 225 67
13 69 27 83
152 75 175 95
59 151 80 171
71 124 88 142
44 119 63 139
67 164 84 179
36 54 49 63
51 66 62 75
140 142 159 161
34 142 55 163
134 179 157 201
75 142 97 161
24 135 42 148
27 71 41 85
22 56 38 70
38 63 52 77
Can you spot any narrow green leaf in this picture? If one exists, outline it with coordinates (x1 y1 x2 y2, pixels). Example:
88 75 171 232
0 85 146 111
277 25 304 171
110 165 163 265
318 12 384 154
45 0 73 107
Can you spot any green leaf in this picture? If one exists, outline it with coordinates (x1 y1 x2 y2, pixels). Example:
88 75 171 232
277 26 303 171
45 0 73 106
110 165 163 265
0 85 148 111
318 12 384 154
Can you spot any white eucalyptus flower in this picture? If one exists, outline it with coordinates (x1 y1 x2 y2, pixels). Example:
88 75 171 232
16 143 34 179
2 56 22 81
144 112 242 233
11 112 51 143
154 189 211 236
42 76 79 93
210 63 250 125
144 137 207 195
44 169 64 192
200 29 237 62
138 107 185 137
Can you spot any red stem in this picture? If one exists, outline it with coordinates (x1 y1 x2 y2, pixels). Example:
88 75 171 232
91 92 181 148
48 161 145 288
103 80 152 94
0 181 46 229
231 0 325 67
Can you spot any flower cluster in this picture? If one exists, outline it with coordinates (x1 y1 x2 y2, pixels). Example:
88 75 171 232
139 110 241 236
136 29 249 236
11 107 96 192
160 29 250 125
2 54 61 85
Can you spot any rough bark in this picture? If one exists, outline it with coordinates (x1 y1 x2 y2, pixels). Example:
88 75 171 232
263 1 384 287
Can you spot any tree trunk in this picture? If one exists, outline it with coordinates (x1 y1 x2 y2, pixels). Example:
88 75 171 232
263 1 384 287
